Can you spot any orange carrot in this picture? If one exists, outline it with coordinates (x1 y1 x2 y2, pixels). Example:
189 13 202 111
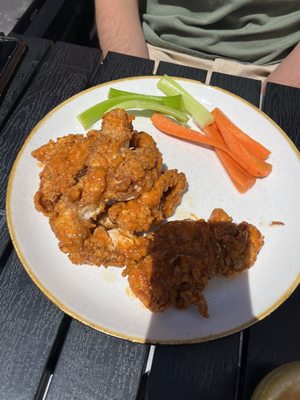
212 108 271 160
152 113 222 147
208 112 272 178
204 122 256 193
151 113 272 178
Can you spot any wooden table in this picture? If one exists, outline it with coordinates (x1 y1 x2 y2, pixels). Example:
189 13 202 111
1 35 299 400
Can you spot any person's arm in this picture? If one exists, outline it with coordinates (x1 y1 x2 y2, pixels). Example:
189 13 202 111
264 42 300 89
95 0 149 58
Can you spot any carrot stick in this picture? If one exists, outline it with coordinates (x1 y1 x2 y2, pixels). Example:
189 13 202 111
151 113 272 178
152 113 223 147
211 108 271 160
208 112 272 177
204 122 256 193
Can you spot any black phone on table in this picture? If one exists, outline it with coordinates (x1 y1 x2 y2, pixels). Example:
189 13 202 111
0 35 27 101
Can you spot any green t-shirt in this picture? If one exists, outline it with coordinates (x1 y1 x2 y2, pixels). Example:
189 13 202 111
142 0 300 65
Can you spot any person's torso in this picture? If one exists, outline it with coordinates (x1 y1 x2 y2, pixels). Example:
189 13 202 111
142 0 300 65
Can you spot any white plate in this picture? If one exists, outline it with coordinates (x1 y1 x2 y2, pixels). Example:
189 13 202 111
6 76 300 344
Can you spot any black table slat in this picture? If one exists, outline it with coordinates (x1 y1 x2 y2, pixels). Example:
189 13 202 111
0 252 64 399
210 72 261 106
0 35 52 129
156 61 207 82
0 35 52 261
0 211 10 262
11 34 52 65
241 286 300 399
47 321 149 400
0 43 100 210
44 41 101 73
263 82 300 148
149 337 241 400
0 39 101 399
240 82 300 399
93 51 155 84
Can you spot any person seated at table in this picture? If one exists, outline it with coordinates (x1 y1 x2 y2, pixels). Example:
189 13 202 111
94 0 300 89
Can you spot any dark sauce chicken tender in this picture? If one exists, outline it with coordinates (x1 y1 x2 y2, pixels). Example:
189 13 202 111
123 209 264 317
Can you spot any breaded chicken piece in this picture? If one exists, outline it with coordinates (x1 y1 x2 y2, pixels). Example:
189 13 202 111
107 169 187 232
208 209 264 276
32 131 98 215
50 195 148 267
32 109 184 267
123 209 264 317
82 227 148 267
83 110 163 204
32 109 264 318
49 195 95 258
123 219 219 317
32 109 163 216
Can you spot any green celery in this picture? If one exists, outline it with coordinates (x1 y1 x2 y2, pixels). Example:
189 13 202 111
157 75 214 128
77 93 185 130
108 88 183 109
77 95 161 129
108 99 188 122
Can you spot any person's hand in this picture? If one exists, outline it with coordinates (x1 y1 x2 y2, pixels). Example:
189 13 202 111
264 42 300 90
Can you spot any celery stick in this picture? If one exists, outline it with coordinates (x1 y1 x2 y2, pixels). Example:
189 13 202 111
157 75 214 128
77 94 165 129
108 88 183 109
108 100 188 122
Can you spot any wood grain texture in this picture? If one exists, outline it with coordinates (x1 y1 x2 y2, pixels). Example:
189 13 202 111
44 41 101 73
149 337 241 400
156 61 207 82
262 82 300 148
0 35 52 128
0 42 99 210
47 321 149 400
240 82 300 399
0 251 64 400
0 39 101 400
210 72 261 106
0 211 10 261
0 35 52 260
93 51 154 84
241 286 300 399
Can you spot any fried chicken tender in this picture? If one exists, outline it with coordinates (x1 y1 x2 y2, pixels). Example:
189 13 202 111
208 209 264 276
124 219 218 317
49 193 148 267
84 110 163 205
32 131 98 215
32 109 264 318
32 109 185 267
107 169 187 232
123 209 264 317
